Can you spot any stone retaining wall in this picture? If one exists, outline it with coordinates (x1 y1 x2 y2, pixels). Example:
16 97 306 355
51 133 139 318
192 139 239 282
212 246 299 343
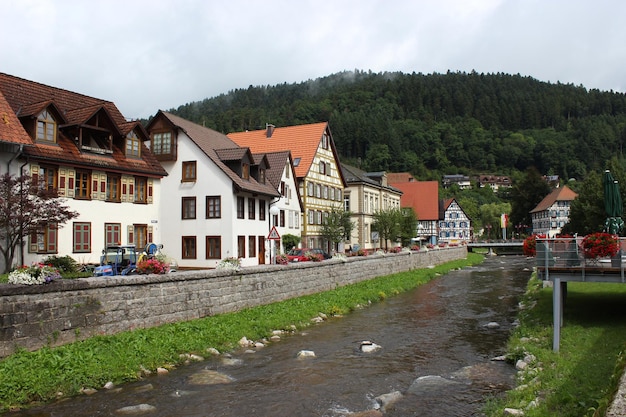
0 247 466 357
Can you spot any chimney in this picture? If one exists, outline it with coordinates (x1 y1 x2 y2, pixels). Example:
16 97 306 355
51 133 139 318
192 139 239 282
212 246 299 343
266 123 275 138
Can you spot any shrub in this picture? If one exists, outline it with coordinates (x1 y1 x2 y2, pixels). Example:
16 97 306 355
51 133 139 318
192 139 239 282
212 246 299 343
217 257 242 271
42 255 78 273
581 232 620 259
305 251 323 262
523 234 547 257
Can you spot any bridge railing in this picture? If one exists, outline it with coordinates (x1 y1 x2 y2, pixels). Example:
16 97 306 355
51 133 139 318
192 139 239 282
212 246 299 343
536 237 626 272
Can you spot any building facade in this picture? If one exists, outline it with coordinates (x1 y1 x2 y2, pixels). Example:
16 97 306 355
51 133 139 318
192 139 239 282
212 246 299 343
145 111 280 268
340 164 402 252
438 198 472 243
530 185 578 237
0 73 166 271
228 123 346 251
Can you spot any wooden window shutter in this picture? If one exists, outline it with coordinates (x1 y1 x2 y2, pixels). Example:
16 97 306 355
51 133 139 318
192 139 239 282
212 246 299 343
147 179 154 204
127 225 134 245
47 224 57 253
148 225 153 243
67 169 76 198
58 168 67 197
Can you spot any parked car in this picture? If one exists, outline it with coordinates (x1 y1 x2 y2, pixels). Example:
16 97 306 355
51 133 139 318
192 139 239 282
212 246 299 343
287 248 331 262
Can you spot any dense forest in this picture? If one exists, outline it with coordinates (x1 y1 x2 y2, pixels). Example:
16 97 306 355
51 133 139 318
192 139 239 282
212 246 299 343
166 70 626 182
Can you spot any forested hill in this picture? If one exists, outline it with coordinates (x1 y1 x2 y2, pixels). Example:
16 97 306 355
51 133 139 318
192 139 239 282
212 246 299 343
168 70 626 181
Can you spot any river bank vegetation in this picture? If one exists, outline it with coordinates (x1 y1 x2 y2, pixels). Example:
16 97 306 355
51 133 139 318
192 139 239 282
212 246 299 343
0 254 482 412
485 274 626 417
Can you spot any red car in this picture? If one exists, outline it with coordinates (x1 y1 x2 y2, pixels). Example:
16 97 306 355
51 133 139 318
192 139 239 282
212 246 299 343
287 248 331 262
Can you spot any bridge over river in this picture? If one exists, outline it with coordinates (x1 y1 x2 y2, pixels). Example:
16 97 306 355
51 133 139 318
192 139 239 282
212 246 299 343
467 241 524 255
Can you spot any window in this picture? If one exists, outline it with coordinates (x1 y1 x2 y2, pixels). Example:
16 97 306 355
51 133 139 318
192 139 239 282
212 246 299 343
280 210 285 227
321 133 329 149
151 132 172 155
75 170 90 199
133 224 148 249
206 196 221 218
182 197 196 219
182 161 197 182
106 175 121 202
135 177 147 203
248 198 256 220
105 223 121 246
259 168 266 184
36 110 56 143
344 193 350 212
206 236 221 259
248 235 256 258
322 185 328 199
259 200 266 221
319 161 326 175
307 182 314 196
238 236 245 258
316 184 321 198
37 166 57 191
293 157 301 167
237 196 245 219
29 223 57 253
73 222 91 253
242 163 250 180
126 131 141 157
182 236 196 259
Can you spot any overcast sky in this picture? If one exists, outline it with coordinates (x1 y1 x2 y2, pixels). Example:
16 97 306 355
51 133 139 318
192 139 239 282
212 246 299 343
3 0 625 120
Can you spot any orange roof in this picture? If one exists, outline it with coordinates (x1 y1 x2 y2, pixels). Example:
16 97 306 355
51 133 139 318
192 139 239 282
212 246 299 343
390 180 439 221
0 90 33 146
530 185 578 213
227 122 329 179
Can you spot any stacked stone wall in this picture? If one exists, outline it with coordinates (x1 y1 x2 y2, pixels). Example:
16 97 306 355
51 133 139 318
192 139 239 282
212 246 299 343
0 247 466 357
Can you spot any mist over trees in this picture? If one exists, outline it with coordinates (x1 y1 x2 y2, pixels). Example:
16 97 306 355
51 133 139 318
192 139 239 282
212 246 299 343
166 70 626 182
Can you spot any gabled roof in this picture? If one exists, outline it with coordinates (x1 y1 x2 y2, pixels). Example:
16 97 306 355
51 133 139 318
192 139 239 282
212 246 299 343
215 147 251 162
255 150 304 211
439 197 472 221
390 180 439 221
341 163 402 195
227 122 343 182
0 73 166 177
0 90 33 146
150 111 279 198
530 185 578 213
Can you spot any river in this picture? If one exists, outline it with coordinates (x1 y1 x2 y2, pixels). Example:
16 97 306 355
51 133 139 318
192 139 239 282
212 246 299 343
12 255 533 416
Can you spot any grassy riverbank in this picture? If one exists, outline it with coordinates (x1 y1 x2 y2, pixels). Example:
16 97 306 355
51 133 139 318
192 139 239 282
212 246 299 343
484 274 626 417
0 253 483 412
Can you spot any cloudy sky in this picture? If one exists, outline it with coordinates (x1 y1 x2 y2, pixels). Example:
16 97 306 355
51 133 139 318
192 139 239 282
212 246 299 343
3 0 625 120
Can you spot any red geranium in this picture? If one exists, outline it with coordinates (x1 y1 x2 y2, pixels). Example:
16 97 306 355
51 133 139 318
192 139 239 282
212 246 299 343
581 232 620 259
523 234 546 257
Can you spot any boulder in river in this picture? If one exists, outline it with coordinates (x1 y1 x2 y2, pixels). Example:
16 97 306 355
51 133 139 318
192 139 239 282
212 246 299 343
187 369 235 385
115 404 157 414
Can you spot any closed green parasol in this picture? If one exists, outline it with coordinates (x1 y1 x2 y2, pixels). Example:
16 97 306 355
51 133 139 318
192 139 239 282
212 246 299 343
603 170 624 235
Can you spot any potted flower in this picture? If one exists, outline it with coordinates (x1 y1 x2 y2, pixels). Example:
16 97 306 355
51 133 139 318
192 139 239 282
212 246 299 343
581 232 620 259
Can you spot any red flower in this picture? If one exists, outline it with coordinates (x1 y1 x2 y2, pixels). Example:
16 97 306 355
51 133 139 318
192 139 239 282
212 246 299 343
581 232 620 259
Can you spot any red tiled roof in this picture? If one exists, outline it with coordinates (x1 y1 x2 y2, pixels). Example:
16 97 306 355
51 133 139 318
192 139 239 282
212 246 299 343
227 122 329 179
0 90 33 146
150 111 279 198
390 180 439 221
530 185 578 213
0 73 166 177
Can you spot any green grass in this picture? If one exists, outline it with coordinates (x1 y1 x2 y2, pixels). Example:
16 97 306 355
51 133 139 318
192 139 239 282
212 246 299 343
484 275 626 417
0 253 483 412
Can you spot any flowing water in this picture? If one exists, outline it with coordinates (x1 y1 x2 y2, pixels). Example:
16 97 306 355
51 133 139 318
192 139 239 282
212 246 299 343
12 256 533 417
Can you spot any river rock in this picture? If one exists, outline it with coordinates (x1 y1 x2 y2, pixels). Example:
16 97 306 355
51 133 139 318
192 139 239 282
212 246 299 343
156 367 169 375
104 381 115 389
221 357 244 366
375 390 403 411
170 389 197 398
188 369 235 385
503 407 525 416
360 341 382 353
297 350 316 359
485 321 500 329
407 375 459 393
206 347 220 356
238 336 251 347
115 403 157 414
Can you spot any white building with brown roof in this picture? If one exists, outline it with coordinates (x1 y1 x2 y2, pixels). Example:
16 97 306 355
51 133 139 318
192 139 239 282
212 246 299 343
146 111 280 268
530 185 578 237
0 73 167 270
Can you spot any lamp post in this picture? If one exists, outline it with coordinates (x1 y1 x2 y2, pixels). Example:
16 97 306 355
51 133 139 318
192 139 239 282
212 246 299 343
269 205 280 264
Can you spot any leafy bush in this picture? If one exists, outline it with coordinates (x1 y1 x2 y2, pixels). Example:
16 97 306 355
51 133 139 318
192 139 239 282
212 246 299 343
42 255 78 273
217 257 242 271
275 254 289 265
304 251 323 262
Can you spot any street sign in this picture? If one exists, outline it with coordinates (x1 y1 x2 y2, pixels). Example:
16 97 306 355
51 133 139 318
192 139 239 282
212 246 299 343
267 226 281 240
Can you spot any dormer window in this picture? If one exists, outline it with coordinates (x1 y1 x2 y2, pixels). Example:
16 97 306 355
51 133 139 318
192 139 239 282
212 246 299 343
152 132 172 155
126 131 141 158
242 163 250 180
259 168 266 184
37 110 56 143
